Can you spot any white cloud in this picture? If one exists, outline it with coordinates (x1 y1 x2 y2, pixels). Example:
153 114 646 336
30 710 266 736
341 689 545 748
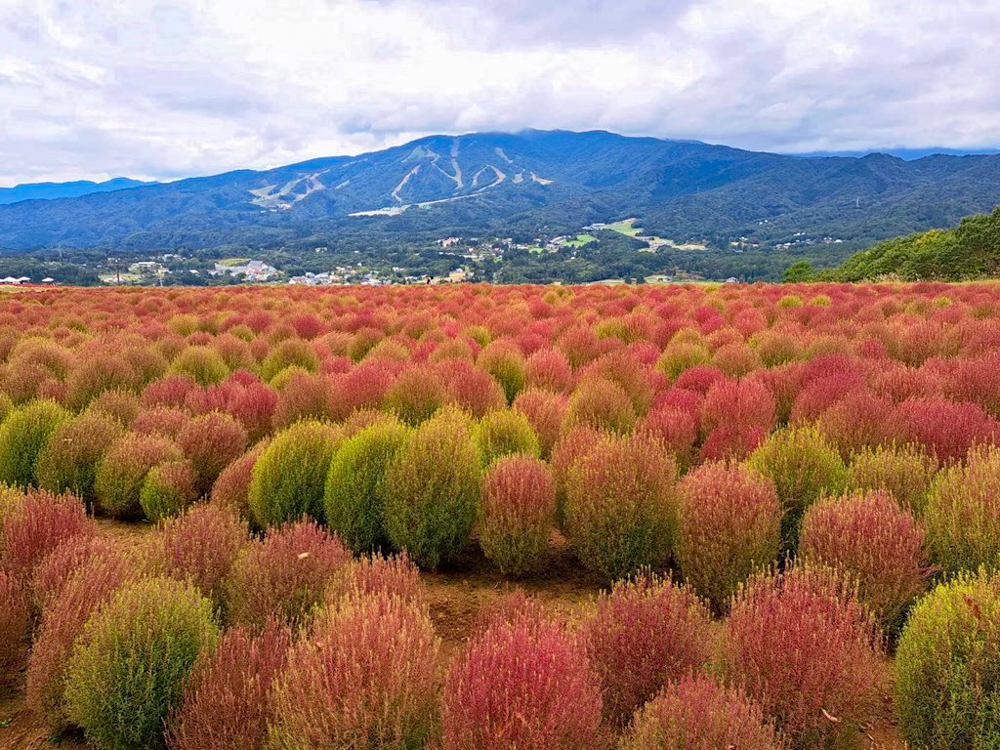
0 0 997 184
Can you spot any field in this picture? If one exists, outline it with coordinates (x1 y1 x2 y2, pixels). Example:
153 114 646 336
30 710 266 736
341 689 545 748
3 281 1000 749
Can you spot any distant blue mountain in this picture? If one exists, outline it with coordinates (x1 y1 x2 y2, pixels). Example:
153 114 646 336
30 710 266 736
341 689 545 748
0 177 155 205
793 147 1000 160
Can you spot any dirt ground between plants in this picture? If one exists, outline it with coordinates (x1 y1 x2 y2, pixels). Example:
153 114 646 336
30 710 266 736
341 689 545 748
0 520 906 750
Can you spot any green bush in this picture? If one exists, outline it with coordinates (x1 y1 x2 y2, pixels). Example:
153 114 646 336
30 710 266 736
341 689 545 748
895 571 1000 749
747 426 846 546
64 577 218 750
0 399 70 487
167 346 229 386
248 420 339 527
383 407 481 570
845 442 939 515
474 408 541 466
35 412 124 501
925 445 1000 575
94 433 183 519
139 460 199 522
324 419 410 554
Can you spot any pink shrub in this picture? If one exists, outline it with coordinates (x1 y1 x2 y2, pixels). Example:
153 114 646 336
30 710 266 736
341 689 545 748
224 518 351 630
272 370 334 428
141 373 200 409
328 360 395 420
634 405 698 467
701 377 776 437
327 552 425 607
133 406 191 438
269 593 440 749
891 396 997 462
564 377 636 435
512 388 568 458
439 359 507 418
227 381 278 442
723 565 884 749
443 612 602 750
158 504 249 606
799 490 929 631
0 489 92 581
167 621 292 750
699 423 766 462
479 456 556 576
384 363 446 425
622 674 787 750
30 535 116 613
584 574 713 726
210 440 267 523
177 411 249 494
525 348 574 392
0 571 29 684
676 462 782 609
815 390 895 456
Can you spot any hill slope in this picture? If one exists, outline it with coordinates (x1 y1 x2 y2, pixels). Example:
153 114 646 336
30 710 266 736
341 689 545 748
0 178 155 206
1 130 998 254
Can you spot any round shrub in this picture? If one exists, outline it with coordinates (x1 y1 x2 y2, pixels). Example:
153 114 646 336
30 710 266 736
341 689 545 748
723 565 883 749
925 445 1000 575
564 377 637 435
0 571 29 684
269 592 440 749
564 434 677 582
584 574 713 726
210 439 267 523
621 674 787 750
845 442 939 515
167 621 291 750
323 419 410 554
442 611 601 750
440 359 507 418
271 370 334 428
87 388 142 426
0 399 70 487
634 405 698 468
140 459 199 521
223 518 351 630
176 412 248 495
512 388 567 458
94 432 183 519
676 461 782 610
800 490 929 631
64 577 219 750
261 338 320 381
158 504 248 606
327 552 425 607
248 420 338 527
479 455 555 576
168 345 230 386
474 407 541 465
747 426 847 545
383 407 481 570
27 549 140 730
384 363 446 425
477 339 526 403
31 536 117 614
895 571 1000 750
133 405 191 438
891 396 997 463
35 412 124 501
0 488 92 581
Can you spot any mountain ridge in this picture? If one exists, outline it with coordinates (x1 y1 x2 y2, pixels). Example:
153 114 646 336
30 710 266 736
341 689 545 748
1 129 999 255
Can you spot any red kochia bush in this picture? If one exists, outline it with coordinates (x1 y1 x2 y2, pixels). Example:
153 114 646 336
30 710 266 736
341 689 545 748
0 488 92 581
621 674 788 750
564 377 636 435
799 490 929 631
676 462 782 609
525 348 574 393
269 593 440 750
891 396 997 462
0 571 30 683
176 411 248 494
723 565 884 749
327 552 425 608
512 388 568 458
701 376 776 436
209 440 267 523
223 518 351 630
158 504 249 606
439 359 507 418
443 611 602 750
479 455 556 576
167 621 292 750
565 434 677 582
584 574 713 726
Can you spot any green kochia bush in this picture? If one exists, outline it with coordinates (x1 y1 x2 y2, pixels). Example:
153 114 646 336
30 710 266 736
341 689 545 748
474 408 541 466
895 571 1000 750
383 407 481 570
94 432 183 519
35 412 124 501
564 434 677 583
0 399 70 487
323 419 410 554
64 577 219 750
248 420 339 527
140 459 199 522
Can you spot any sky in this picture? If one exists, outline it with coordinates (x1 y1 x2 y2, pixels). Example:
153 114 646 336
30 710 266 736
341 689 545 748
1 0 998 186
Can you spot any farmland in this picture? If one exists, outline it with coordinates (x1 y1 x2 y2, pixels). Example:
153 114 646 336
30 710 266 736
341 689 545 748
2 281 1000 749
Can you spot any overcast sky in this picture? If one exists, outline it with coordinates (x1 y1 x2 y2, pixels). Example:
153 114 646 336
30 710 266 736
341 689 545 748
1 0 998 185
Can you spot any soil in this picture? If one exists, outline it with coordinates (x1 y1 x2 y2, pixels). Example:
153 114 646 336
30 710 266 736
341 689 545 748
0 521 907 750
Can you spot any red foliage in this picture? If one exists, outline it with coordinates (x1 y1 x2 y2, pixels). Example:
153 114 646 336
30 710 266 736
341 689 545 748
0 489 92 581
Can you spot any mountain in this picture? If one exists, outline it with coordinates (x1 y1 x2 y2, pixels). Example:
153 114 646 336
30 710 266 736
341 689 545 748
0 178 156 206
1 130 999 255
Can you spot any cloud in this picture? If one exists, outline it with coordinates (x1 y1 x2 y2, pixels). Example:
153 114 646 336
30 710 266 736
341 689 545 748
0 0 997 184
